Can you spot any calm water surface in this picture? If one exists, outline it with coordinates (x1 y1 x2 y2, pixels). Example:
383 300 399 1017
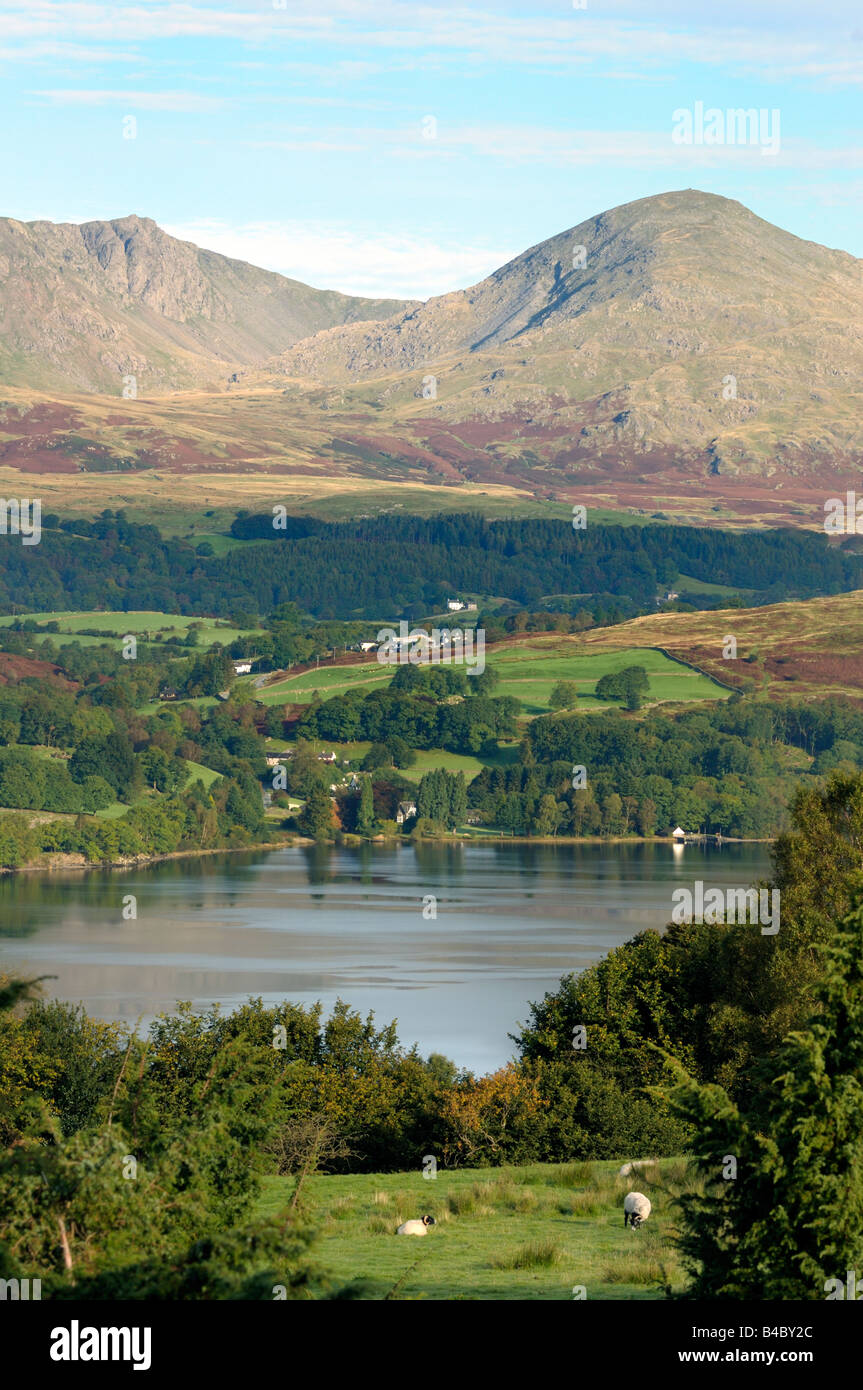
0 842 773 1073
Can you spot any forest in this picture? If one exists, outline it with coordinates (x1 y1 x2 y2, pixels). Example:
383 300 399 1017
0 509 860 621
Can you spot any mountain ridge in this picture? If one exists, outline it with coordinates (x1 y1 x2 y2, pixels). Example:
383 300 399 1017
2 190 863 490
0 213 414 394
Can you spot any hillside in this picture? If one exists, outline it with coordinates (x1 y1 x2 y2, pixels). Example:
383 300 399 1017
0 214 412 394
579 588 863 703
2 192 863 517
272 189 863 481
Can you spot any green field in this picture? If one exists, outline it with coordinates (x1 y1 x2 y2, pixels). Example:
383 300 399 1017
184 760 222 789
675 573 755 598
488 642 727 715
0 609 261 649
252 663 390 706
265 739 521 784
255 1158 687 1301
254 641 728 717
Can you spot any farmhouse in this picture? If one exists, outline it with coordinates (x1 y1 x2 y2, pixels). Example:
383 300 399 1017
265 751 293 768
233 661 252 675
396 800 418 824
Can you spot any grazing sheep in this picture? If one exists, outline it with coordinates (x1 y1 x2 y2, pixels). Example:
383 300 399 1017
618 1159 657 1178
396 1215 436 1236
623 1192 651 1230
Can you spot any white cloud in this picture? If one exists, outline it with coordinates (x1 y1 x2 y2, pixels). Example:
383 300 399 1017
240 121 863 172
1 3 861 86
32 88 224 110
163 218 514 298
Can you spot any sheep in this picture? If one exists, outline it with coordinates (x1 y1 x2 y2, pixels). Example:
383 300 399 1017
396 1215 436 1236
623 1192 651 1230
618 1159 657 1178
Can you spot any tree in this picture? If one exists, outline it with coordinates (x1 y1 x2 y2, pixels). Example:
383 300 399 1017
660 897 863 1299
298 785 335 840
549 681 579 711
266 1111 355 1209
362 742 393 771
355 777 375 836
533 793 564 837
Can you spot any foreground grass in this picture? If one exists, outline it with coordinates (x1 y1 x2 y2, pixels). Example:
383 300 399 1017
256 1158 690 1300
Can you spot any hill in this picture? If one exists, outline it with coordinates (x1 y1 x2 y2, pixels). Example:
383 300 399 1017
0 214 412 394
271 189 863 482
2 191 863 523
579 588 863 703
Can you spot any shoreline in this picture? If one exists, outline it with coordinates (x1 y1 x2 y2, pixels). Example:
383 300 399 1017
2 831 776 876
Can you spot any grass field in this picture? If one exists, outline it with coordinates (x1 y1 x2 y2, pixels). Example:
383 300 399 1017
252 662 390 706
262 737 520 784
487 640 727 714
254 639 728 716
255 1158 689 1301
0 609 261 650
184 760 222 789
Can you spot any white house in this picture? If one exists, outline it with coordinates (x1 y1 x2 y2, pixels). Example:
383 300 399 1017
396 800 418 824
446 599 465 612
266 751 293 768
359 641 378 652
233 661 252 675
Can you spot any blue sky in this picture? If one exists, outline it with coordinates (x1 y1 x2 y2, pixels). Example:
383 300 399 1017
0 0 861 298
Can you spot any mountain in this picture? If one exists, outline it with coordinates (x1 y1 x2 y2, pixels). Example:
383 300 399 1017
0 214 413 394
271 189 863 478
2 192 863 507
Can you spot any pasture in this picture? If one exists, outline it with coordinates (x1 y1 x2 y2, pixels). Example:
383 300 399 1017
0 609 261 650
487 640 727 715
256 1158 689 1301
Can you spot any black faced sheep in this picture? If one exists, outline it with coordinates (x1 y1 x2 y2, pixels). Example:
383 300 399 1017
396 1215 436 1236
623 1192 651 1229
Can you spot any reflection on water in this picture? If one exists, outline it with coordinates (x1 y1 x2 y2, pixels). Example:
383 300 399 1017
0 841 773 1074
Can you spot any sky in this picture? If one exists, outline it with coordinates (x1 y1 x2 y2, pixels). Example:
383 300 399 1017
0 0 861 299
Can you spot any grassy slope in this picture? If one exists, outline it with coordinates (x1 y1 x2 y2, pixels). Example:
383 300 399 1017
256 1159 687 1301
252 640 728 715
580 589 863 703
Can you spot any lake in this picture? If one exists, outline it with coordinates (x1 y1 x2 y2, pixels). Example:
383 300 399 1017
0 841 773 1074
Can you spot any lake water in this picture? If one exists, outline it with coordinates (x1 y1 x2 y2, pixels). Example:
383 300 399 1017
0 842 773 1074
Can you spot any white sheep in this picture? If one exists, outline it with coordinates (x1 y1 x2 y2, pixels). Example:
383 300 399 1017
623 1192 651 1230
618 1158 657 1178
396 1215 436 1236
